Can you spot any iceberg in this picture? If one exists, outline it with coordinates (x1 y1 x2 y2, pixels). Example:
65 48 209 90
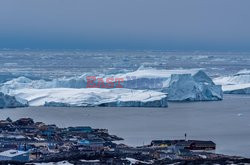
223 87 250 94
0 67 224 105
214 69 250 94
165 71 223 101
0 75 89 92
111 67 201 89
0 68 223 104
10 88 168 107
0 92 28 108
0 68 201 92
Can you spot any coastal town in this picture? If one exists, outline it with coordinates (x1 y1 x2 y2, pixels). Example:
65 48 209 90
0 117 249 164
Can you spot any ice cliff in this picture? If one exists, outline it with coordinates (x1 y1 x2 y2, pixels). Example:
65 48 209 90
0 92 28 108
165 71 223 101
214 69 250 94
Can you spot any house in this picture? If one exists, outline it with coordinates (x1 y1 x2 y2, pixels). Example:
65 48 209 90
151 140 181 147
152 150 178 160
40 125 58 137
0 143 18 152
19 125 37 134
89 138 104 149
0 149 29 162
35 122 46 128
14 118 34 126
78 139 90 145
0 120 11 127
186 140 216 150
151 140 216 151
0 120 12 131
41 129 56 137
68 126 93 133
177 148 192 156
78 138 105 149
175 141 193 149
0 134 26 141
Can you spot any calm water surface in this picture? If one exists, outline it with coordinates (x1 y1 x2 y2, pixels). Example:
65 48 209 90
0 94 250 157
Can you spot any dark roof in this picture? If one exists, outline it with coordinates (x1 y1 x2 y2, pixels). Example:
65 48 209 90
151 140 215 146
151 140 184 145
188 140 215 145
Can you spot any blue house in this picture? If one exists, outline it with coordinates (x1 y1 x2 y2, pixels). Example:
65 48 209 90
68 126 93 133
78 139 90 145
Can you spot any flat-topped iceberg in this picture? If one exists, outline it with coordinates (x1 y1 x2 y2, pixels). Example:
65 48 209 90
0 68 223 104
223 87 250 94
10 88 168 107
111 67 201 89
214 69 250 94
165 71 223 101
0 92 28 108
0 67 201 91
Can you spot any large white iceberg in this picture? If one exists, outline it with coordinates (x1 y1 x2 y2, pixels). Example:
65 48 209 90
0 92 28 108
165 71 223 101
0 75 89 92
111 67 201 89
214 69 250 94
0 67 201 91
0 68 223 104
10 88 168 107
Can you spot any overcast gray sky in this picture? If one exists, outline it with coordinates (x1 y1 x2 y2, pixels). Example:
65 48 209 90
0 0 250 50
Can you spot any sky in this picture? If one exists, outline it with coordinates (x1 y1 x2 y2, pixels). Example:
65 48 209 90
0 0 250 51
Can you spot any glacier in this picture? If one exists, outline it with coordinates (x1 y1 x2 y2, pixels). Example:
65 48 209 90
10 88 168 107
164 71 223 101
214 69 250 94
0 92 28 108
